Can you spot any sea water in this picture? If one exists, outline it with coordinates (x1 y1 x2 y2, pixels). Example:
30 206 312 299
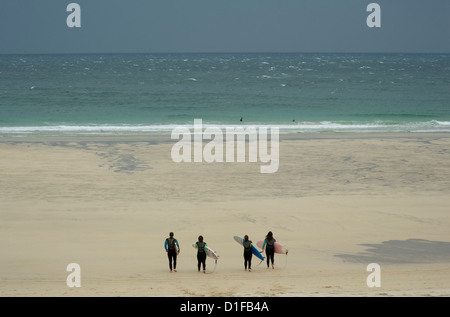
1 53 449 136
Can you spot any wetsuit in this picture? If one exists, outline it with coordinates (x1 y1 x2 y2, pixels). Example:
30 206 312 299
263 238 276 268
243 239 253 270
165 237 180 271
195 241 207 271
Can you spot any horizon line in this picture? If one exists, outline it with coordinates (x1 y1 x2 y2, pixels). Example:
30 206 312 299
1 51 450 56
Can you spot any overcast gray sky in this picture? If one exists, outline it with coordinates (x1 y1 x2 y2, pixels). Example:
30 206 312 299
1 0 449 54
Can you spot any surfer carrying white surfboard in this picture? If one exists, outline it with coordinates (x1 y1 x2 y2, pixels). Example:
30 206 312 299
262 231 276 269
243 235 253 272
164 232 180 272
194 235 207 273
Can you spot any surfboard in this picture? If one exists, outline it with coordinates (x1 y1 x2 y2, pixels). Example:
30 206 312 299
256 240 288 254
192 243 219 261
233 236 264 261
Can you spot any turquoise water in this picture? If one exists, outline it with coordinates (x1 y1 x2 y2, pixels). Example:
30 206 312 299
1 53 449 135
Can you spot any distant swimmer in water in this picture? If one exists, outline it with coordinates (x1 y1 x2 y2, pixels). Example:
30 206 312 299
240 117 243 122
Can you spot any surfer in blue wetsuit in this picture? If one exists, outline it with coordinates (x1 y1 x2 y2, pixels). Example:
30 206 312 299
243 235 253 272
165 232 180 272
194 235 207 273
262 231 276 269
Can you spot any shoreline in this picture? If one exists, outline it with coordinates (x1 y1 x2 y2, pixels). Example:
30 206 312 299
1 131 450 142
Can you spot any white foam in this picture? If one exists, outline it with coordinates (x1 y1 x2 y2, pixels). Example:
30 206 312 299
1 120 450 136
434 120 450 126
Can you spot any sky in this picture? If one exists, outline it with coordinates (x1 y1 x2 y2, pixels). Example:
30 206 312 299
0 0 449 54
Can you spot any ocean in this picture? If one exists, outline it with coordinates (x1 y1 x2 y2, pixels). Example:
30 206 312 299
1 53 449 136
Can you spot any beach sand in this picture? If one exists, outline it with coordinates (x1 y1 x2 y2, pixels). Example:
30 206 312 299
1 133 449 297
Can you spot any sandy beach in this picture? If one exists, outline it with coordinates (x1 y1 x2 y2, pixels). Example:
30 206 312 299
1 132 449 297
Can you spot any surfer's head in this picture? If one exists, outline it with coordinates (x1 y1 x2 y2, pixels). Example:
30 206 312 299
169 232 174 237
198 235 203 242
244 235 249 241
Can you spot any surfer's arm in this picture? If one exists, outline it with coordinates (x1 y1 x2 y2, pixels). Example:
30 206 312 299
164 240 168 252
262 239 267 251
175 241 180 252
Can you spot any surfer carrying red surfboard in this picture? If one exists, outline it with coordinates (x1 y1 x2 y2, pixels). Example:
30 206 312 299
257 232 288 269
261 231 276 269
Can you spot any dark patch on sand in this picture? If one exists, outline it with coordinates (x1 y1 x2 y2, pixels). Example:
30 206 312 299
335 239 450 264
0 140 160 173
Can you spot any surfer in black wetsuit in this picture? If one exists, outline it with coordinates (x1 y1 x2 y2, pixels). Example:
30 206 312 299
262 231 276 269
243 235 253 272
194 235 207 273
164 232 180 272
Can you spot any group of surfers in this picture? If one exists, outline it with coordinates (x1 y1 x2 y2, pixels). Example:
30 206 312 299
164 231 281 273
